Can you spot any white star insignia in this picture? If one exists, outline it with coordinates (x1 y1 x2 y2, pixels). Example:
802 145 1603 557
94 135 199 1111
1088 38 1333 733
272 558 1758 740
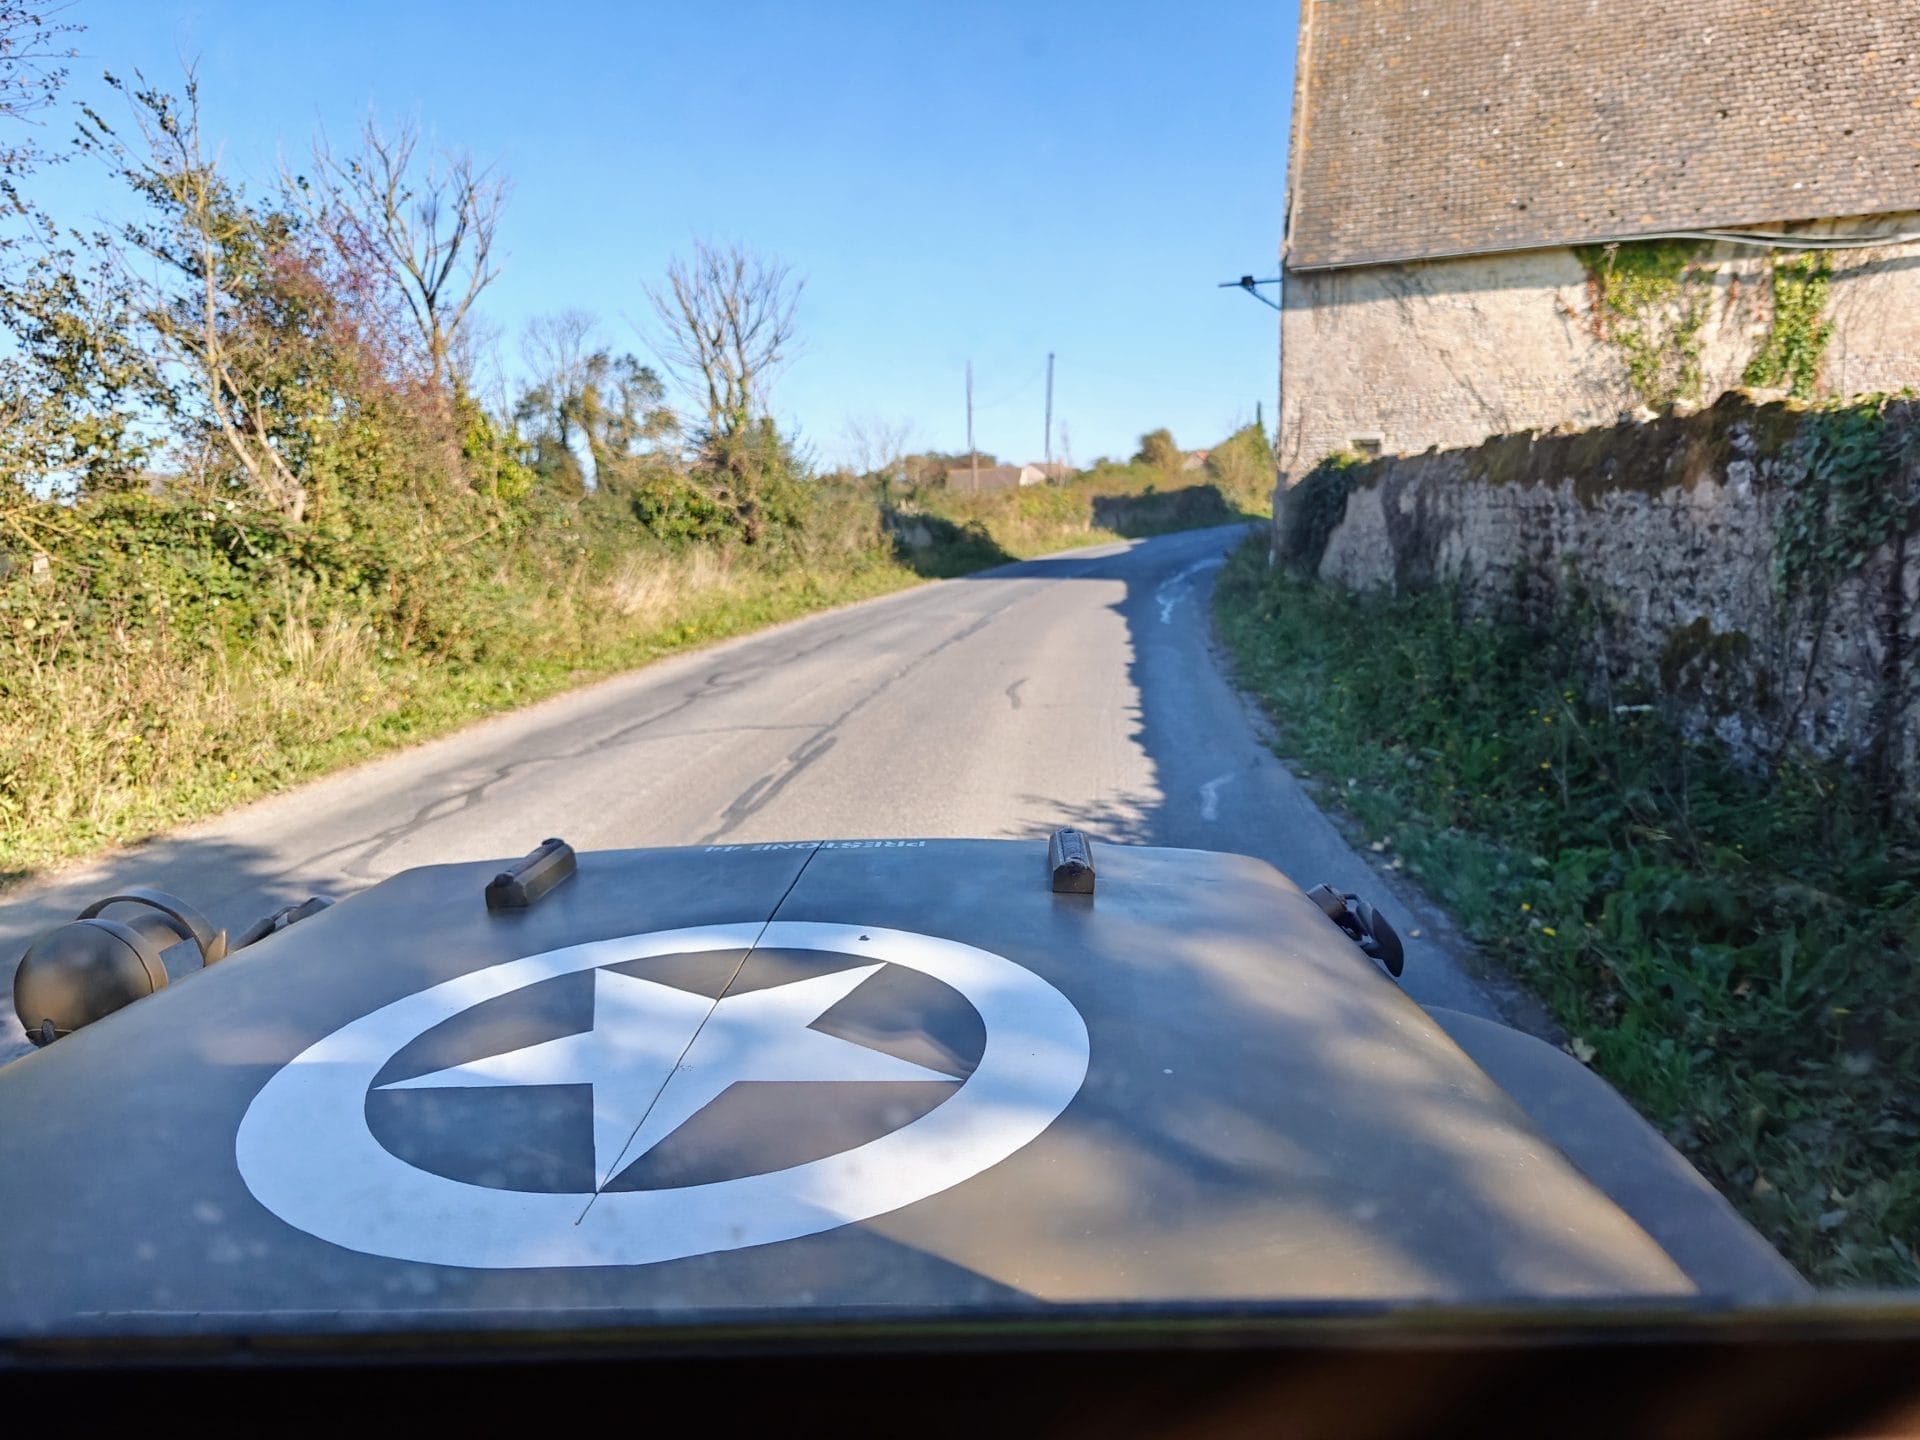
381 965 961 1187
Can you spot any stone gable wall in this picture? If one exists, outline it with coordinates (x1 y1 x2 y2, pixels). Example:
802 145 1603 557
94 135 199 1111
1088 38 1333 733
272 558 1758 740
1276 217 1920 488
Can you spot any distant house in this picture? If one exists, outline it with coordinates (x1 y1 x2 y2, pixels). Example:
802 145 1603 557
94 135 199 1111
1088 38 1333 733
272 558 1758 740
1276 0 1920 486
945 463 1047 492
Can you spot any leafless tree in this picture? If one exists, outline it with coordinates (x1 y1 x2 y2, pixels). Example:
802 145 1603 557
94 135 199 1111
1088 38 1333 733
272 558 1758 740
450 309 505 405
293 115 506 393
646 240 801 438
96 70 309 519
0 1 76 191
841 414 913 481
520 307 598 416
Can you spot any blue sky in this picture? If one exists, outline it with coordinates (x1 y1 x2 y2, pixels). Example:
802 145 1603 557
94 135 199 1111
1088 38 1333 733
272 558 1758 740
41 1 1295 466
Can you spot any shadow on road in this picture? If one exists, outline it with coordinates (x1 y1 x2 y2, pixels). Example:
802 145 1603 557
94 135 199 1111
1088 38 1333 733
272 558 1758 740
953 521 1270 859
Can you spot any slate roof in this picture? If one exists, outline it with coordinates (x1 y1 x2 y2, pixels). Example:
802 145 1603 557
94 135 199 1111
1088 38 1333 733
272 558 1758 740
945 464 1040 492
1284 0 1920 270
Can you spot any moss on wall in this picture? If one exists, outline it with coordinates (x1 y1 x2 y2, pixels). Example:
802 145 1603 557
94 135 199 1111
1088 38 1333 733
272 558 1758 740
1658 615 1754 703
1281 394 1912 570
1464 431 1539 487
1376 393 1803 510
1772 395 1917 599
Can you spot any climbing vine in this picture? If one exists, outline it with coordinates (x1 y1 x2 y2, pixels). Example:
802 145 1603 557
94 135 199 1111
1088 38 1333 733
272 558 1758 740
1773 395 1917 599
1277 452 1368 575
1573 239 1711 410
1742 250 1834 401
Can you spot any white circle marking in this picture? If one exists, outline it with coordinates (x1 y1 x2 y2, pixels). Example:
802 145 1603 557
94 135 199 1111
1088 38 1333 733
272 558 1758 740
236 922 1090 1269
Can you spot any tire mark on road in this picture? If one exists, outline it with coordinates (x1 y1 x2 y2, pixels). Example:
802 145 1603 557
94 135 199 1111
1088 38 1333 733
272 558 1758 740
251 548 1127 882
286 596 932 882
695 598 1030 845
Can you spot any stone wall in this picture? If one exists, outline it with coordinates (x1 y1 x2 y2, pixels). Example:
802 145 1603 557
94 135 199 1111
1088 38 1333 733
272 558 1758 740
1273 394 1920 793
1276 214 1920 486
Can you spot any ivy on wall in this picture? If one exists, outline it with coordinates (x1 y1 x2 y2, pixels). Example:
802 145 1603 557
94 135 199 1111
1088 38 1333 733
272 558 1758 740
1773 394 1916 599
1574 240 1842 412
1276 452 1369 575
1743 251 1835 402
1573 239 1711 410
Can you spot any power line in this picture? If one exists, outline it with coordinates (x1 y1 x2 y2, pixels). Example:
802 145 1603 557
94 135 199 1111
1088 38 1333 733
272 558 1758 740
971 360 1048 410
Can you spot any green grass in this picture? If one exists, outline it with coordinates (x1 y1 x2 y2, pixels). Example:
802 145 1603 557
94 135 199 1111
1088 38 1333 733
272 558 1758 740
1212 535 1920 1288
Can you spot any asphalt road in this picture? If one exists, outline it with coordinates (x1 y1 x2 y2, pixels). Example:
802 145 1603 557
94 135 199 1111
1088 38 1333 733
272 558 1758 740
0 524 1499 1061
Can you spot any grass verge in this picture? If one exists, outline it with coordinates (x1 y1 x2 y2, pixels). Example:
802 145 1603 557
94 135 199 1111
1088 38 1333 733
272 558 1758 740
1 477 1242 883
1212 534 1919 1287
0 549 920 879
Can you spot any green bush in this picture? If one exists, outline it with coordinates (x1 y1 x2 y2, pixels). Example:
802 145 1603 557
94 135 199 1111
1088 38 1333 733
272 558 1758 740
619 470 742 546
1134 427 1182 471
1214 536 1920 1287
1206 421 1276 513
910 457 1248 556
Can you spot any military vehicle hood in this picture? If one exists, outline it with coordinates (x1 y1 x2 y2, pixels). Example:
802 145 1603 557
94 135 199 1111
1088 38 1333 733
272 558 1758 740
0 839 1797 1337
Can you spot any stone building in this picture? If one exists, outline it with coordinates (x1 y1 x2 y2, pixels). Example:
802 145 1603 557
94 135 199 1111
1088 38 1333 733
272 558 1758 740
1276 0 1920 486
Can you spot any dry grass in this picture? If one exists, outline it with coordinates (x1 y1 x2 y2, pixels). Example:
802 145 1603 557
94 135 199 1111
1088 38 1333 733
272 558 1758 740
605 546 741 622
0 551 913 879
0 593 400 869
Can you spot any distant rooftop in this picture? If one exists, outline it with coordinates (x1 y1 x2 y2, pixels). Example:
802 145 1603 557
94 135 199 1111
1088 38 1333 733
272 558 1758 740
1285 0 1920 271
945 463 1044 492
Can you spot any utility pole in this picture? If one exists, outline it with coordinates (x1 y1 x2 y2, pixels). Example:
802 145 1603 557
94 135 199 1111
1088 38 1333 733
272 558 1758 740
966 359 977 491
1043 352 1055 471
